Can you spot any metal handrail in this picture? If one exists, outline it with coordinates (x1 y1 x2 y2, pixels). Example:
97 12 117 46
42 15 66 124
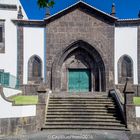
109 89 126 124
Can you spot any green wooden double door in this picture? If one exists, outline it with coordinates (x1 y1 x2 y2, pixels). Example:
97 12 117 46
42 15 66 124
68 69 91 92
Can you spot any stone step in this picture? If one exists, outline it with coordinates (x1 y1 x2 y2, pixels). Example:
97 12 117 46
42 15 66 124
50 92 108 98
45 118 122 122
48 104 116 107
47 108 117 112
42 125 127 131
46 115 118 119
47 112 117 116
49 97 112 100
49 101 114 104
45 122 125 126
44 95 125 131
52 91 107 93
48 106 116 109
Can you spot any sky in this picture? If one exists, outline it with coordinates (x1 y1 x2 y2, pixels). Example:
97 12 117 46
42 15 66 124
20 0 140 20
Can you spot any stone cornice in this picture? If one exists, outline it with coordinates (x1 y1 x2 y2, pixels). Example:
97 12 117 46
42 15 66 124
0 4 17 11
0 19 5 22
116 19 140 26
12 19 46 27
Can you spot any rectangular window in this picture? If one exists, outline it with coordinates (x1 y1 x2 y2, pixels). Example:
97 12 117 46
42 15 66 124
0 27 2 42
0 21 5 53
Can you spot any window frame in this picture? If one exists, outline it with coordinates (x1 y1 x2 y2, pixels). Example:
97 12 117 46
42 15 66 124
28 55 42 83
118 55 133 84
0 26 3 43
32 56 42 77
0 20 5 53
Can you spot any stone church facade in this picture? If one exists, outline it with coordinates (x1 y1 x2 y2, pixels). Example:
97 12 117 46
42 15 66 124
2 0 140 136
46 7 114 92
0 0 139 93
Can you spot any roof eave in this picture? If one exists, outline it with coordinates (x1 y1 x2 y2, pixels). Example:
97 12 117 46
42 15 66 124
116 18 140 26
44 1 118 24
12 19 45 27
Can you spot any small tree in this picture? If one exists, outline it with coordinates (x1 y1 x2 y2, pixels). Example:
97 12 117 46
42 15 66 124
37 0 55 8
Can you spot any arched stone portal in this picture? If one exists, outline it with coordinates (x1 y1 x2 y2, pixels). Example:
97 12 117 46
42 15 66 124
51 40 106 92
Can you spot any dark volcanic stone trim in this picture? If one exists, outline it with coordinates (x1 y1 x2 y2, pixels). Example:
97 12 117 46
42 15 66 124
17 25 24 85
0 21 5 53
51 40 106 92
138 26 140 84
12 20 46 27
0 116 36 136
0 19 5 22
116 19 140 26
44 1 117 24
0 86 13 103
0 4 17 11
20 84 39 95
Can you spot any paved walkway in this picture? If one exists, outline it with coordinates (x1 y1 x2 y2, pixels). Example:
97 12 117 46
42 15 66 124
1 130 131 140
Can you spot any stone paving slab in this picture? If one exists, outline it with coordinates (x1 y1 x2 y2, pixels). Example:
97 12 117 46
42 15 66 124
129 132 140 140
0 130 131 140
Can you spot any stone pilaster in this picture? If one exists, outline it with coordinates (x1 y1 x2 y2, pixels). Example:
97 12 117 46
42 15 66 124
138 26 140 84
123 79 135 130
36 86 48 130
0 20 5 53
17 25 24 85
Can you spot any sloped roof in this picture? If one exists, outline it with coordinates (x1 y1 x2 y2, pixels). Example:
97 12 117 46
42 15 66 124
44 1 118 24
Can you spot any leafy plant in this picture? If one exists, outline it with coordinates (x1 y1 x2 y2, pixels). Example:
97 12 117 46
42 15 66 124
37 0 55 8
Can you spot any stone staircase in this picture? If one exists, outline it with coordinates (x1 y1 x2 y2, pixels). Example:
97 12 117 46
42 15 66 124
43 93 127 130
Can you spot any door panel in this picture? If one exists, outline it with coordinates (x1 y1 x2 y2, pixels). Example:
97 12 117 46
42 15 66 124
79 70 90 92
68 70 79 92
68 69 90 92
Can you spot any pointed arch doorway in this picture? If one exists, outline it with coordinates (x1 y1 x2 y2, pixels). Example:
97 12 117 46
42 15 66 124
51 40 106 92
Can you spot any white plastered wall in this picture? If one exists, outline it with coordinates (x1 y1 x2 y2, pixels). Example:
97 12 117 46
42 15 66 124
0 0 27 77
3 87 22 97
0 0 27 19
23 27 45 84
0 95 36 119
136 106 140 117
0 0 23 6
115 27 138 84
